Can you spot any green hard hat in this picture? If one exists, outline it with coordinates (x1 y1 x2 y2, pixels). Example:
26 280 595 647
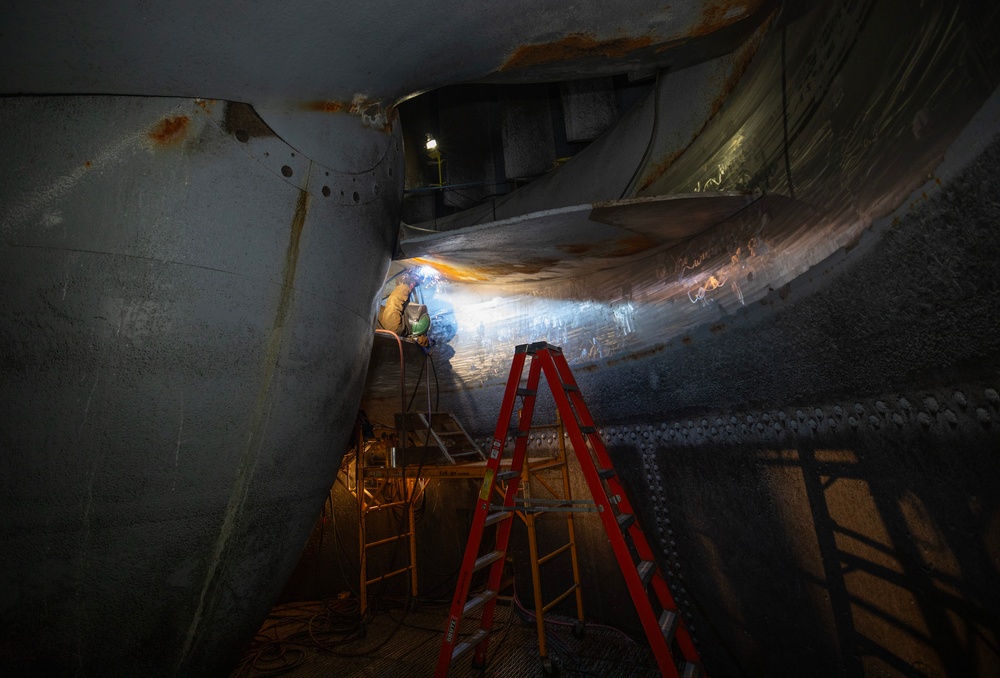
410 314 430 336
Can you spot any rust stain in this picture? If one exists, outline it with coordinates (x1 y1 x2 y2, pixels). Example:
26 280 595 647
148 115 190 146
558 243 594 256
638 148 685 192
194 98 216 114
708 8 773 117
605 344 665 367
610 234 658 257
303 100 345 114
682 336 693 345
688 0 764 39
557 234 658 259
275 188 310 327
500 33 654 71
302 96 395 132
84 161 92 168
637 7 773 192
710 323 726 333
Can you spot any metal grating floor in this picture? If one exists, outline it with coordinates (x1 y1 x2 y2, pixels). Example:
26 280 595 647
231 599 660 677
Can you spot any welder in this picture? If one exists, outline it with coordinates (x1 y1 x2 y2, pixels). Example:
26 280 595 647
377 274 431 347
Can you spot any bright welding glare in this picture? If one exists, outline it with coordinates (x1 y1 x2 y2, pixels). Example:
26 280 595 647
425 137 438 150
417 265 440 280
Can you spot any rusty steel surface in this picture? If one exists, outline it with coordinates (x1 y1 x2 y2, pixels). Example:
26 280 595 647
399 193 756 283
0 1 773 105
394 0 1000 391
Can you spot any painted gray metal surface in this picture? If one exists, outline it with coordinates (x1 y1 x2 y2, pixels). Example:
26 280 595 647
0 97 402 675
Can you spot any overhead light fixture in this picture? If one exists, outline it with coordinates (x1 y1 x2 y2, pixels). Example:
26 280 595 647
425 134 443 185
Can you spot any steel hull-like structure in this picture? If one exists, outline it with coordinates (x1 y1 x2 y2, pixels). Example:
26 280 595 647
2 0 999 676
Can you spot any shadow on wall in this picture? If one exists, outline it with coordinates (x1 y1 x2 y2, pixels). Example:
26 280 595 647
638 427 1000 677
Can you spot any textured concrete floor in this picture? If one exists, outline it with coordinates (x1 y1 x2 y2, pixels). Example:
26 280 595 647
232 599 661 677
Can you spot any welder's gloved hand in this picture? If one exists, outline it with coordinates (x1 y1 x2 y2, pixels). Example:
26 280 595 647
415 335 430 348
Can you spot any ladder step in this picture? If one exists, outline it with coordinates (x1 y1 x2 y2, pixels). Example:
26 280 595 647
451 628 489 662
616 513 636 531
484 512 511 527
637 560 656 588
563 383 580 392
496 470 520 481
580 425 596 434
682 662 703 678
597 468 616 479
516 387 536 397
515 430 529 438
463 589 497 616
473 550 505 573
659 609 679 644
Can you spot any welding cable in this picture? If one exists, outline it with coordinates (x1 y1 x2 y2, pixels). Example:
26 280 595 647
374 329 407 462
510 575 637 644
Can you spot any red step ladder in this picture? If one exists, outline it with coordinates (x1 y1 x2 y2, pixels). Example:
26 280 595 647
434 342 705 677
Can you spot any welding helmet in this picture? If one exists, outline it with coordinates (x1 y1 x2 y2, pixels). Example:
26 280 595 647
404 303 430 336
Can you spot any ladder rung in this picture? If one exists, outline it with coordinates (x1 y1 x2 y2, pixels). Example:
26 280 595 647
659 609 679 644
682 662 702 678
364 532 412 549
451 628 489 662
616 513 635 531
516 387 536 397
537 542 572 566
364 500 408 512
365 564 412 585
637 560 656 588
484 512 511 527
463 589 497 616
451 451 482 457
435 431 467 436
597 468 615 479
515 430 529 438
497 470 520 481
541 583 579 613
580 425 596 433
527 460 565 472
563 383 580 392
473 550 505 572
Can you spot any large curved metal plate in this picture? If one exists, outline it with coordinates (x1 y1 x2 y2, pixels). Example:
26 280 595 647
399 193 756 283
